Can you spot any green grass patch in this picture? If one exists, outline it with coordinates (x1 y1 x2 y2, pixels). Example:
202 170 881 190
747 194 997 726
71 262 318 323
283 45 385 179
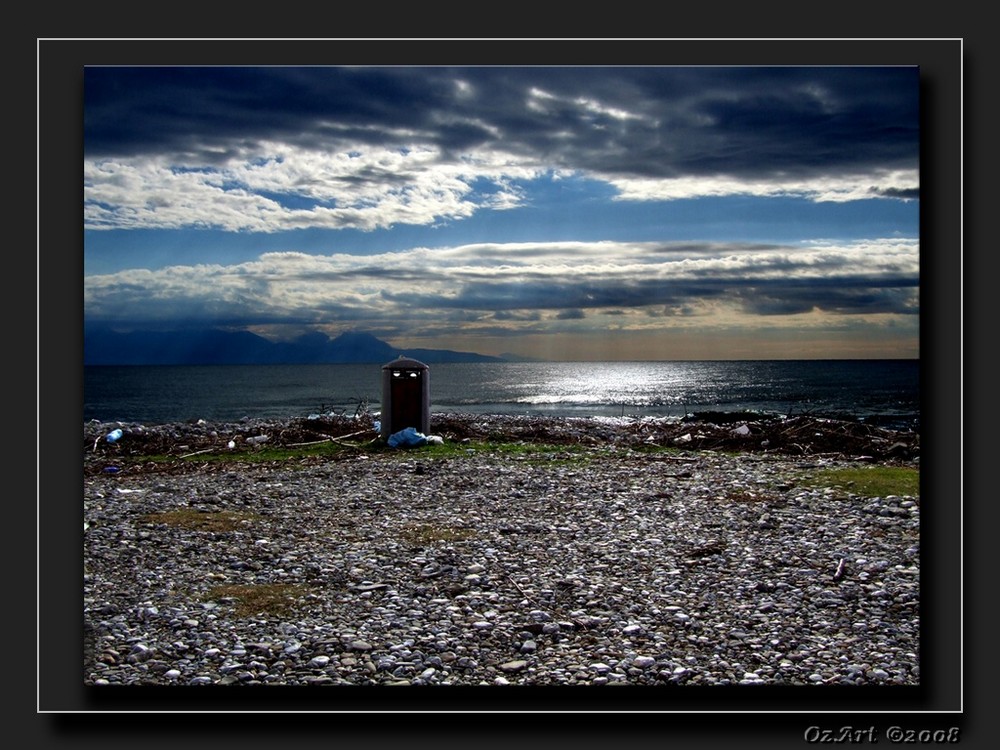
398 522 478 546
108 435 678 471
797 465 919 498
203 583 312 618
498 443 593 466
197 442 350 463
723 489 783 503
625 442 689 456
123 440 357 466
140 508 261 532
380 439 595 464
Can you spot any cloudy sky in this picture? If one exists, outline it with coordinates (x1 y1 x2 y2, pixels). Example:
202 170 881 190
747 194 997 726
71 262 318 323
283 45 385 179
83 64 920 361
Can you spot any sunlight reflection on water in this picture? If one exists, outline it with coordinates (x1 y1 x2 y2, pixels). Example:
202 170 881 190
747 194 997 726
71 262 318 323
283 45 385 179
85 360 918 426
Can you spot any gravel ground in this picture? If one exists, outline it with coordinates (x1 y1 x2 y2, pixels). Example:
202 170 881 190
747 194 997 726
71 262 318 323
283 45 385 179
83 413 919 688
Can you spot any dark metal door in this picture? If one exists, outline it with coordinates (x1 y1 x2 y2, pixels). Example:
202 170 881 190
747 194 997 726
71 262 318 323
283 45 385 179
391 372 423 431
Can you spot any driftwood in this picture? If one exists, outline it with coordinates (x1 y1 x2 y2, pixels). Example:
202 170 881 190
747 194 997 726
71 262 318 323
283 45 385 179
328 435 382 451
84 411 919 477
288 427 378 449
286 437 336 447
178 448 216 459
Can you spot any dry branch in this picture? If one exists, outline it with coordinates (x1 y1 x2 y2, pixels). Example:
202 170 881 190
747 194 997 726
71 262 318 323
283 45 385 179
179 448 216 459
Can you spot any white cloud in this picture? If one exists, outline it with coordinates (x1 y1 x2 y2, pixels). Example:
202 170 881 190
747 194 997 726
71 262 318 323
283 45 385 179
84 143 551 233
606 169 920 203
85 238 919 333
85 133 917 235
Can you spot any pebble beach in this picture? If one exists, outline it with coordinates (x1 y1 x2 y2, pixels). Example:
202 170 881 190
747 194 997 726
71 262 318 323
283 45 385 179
83 412 919 689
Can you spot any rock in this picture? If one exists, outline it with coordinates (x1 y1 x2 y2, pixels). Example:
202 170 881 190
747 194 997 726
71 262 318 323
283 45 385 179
499 660 528 673
83 413 920 687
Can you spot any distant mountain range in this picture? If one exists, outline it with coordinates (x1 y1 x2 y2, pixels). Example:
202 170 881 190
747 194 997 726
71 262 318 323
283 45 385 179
82 328 536 365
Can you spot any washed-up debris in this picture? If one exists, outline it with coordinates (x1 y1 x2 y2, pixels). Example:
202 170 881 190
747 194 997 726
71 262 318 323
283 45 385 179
387 427 428 448
83 410 918 475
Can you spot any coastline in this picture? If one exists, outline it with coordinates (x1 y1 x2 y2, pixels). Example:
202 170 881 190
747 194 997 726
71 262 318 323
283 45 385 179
84 410 920 469
83 411 919 692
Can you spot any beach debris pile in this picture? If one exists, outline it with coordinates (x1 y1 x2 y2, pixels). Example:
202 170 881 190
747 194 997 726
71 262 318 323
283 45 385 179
84 410 918 473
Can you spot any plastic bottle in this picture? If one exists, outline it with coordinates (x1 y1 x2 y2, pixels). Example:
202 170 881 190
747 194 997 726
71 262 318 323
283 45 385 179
106 428 123 443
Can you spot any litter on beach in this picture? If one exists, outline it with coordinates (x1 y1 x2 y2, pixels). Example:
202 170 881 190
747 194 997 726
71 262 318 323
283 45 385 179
387 426 428 448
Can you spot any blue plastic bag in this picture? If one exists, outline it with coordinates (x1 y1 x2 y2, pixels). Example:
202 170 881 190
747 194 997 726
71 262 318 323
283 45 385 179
387 427 428 448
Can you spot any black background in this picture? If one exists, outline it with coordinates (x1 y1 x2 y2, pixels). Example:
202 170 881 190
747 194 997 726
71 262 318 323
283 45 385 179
36 36 974 747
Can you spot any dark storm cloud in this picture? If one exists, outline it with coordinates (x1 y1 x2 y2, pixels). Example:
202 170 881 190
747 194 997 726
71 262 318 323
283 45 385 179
735 277 919 316
737 287 919 316
84 67 461 161
378 272 917 318
875 186 921 199
493 310 543 322
84 66 919 182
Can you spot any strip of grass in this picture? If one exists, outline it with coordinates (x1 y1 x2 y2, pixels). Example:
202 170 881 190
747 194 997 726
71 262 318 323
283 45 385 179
109 441 357 469
796 465 919 498
203 583 312 618
399 522 478 546
194 441 350 462
101 434 692 469
374 439 598 466
723 489 784 503
140 509 262 532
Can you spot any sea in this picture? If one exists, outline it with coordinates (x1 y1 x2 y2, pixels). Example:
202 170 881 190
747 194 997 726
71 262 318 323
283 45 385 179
83 359 920 431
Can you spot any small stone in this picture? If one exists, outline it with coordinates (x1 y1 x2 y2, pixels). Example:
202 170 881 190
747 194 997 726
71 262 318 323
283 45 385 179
83 413 920 689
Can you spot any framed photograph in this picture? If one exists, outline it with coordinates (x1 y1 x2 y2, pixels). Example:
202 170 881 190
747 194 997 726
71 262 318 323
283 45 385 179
40 38 963 744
